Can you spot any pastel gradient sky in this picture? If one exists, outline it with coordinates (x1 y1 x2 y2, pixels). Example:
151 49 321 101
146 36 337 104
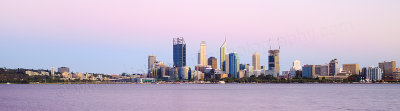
1 0 399 74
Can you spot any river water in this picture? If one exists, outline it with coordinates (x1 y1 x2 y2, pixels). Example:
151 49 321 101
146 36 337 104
0 84 399 111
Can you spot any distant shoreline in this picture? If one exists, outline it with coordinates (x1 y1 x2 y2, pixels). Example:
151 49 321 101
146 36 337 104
1 82 399 85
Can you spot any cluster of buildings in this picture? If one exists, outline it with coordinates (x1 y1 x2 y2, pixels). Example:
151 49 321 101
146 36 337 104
23 67 110 81
148 37 282 81
285 60 399 82
148 37 400 82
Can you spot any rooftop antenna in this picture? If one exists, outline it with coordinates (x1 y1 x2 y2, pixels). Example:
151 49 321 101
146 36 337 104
278 37 280 50
224 36 226 42
269 38 271 50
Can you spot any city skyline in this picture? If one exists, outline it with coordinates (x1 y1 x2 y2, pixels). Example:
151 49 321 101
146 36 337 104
1 0 400 74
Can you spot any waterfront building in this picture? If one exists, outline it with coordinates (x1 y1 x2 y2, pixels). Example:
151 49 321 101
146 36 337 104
58 67 70 74
245 65 254 77
315 64 329 76
361 66 383 81
268 49 280 75
343 64 359 75
379 61 396 79
51 67 55 76
289 60 302 78
329 59 339 76
253 70 261 77
173 37 186 67
252 52 261 70
239 70 246 78
179 67 190 80
265 70 277 77
228 53 239 78
220 38 227 70
302 65 316 78
208 57 217 69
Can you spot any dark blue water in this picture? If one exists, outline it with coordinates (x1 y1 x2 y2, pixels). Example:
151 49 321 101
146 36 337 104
0 84 399 111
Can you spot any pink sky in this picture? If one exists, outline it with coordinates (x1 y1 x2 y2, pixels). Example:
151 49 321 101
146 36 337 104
0 0 399 73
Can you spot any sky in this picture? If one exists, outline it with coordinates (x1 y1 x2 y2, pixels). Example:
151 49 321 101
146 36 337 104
0 0 399 74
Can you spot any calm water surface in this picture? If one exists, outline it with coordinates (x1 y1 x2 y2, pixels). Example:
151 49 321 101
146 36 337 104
0 84 399 111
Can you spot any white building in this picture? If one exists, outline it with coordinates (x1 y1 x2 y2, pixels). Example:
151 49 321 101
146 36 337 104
364 66 383 81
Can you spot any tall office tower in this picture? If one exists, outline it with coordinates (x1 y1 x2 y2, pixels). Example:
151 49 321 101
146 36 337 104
379 61 396 79
220 38 227 70
362 66 383 81
225 53 229 73
329 59 339 76
148 55 157 70
268 49 280 74
252 52 261 70
199 41 207 66
173 37 186 67
302 65 316 78
228 53 239 78
343 64 359 75
58 67 70 74
51 67 55 76
208 57 217 69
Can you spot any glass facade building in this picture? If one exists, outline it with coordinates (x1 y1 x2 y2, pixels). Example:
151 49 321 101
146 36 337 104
173 38 186 67
229 53 239 78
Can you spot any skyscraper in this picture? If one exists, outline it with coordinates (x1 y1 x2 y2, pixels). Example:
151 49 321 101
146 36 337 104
379 61 396 80
148 55 156 70
173 37 186 67
252 52 261 70
225 53 229 73
268 49 280 75
220 38 227 70
343 64 359 75
329 59 339 76
228 53 239 78
199 41 207 66
208 57 217 69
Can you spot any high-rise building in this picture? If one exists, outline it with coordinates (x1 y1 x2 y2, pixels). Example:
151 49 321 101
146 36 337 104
302 65 316 78
379 61 396 79
208 57 217 70
252 52 261 70
289 60 302 78
220 38 227 70
228 53 239 78
361 66 383 81
173 38 186 67
58 67 70 74
329 59 339 76
148 55 157 70
268 49 280 75
343 64 359 75
315 64 329 76
199 41 207 66
51 67 55 76
224 53 230 73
